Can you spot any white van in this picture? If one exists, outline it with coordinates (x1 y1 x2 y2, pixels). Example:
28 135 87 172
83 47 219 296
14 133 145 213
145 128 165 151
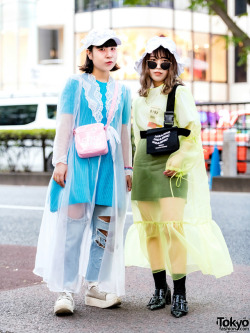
0 94 58 172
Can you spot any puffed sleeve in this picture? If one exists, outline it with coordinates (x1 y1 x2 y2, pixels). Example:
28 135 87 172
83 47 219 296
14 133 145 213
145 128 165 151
52 77 79 166
58 78 79 115
121 85 133 176
165 86 202 176
122 86 131 125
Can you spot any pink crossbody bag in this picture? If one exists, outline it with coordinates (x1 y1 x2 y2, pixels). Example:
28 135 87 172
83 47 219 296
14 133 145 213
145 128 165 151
73 82 119 158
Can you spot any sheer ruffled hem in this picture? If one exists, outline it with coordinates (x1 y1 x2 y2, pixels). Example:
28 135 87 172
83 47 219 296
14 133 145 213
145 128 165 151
124 219 233 279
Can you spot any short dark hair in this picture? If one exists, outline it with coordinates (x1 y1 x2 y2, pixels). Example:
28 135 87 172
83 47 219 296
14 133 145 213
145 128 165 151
79 39 120 73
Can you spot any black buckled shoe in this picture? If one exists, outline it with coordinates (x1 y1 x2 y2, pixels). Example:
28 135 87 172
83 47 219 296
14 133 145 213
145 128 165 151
147 289 159 308
171 294 188 318
147 286 171 311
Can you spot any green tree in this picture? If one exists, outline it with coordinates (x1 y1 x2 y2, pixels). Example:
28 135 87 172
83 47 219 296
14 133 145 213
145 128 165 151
189 0 250 65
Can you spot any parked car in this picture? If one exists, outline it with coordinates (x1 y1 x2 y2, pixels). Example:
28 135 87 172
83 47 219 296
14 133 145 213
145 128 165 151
0 95 57 172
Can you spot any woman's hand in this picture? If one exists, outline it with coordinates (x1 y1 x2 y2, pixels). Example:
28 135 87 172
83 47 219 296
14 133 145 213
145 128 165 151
53 162 68 188
126 175 132 192
163 170 176 177
164 154 183 177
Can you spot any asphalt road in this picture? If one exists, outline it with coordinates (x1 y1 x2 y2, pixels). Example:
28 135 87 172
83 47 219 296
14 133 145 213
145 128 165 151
0 185 249 265
0 185 249 333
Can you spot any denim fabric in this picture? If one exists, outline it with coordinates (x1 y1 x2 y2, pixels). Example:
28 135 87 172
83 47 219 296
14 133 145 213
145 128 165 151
85 205 111 282
63 215 88 289
63 205 111 288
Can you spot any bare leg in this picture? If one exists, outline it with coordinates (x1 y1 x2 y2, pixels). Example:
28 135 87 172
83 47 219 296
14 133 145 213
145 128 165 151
137 201 165 272
159 197 187 276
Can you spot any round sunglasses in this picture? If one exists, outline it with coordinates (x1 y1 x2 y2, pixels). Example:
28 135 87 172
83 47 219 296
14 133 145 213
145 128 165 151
147 60 171 71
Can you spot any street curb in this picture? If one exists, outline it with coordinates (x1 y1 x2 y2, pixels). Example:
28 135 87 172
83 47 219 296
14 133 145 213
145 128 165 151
0 172 52 186
212 175 250 192
1 173 250 192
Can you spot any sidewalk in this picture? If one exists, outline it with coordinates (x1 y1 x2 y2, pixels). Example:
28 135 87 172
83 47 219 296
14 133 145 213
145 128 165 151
0 244 249 333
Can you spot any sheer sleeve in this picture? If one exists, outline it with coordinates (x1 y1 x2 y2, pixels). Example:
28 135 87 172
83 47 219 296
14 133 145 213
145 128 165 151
165 86 202 175
132 98 141 149
121 86 133 176
52 78 79 166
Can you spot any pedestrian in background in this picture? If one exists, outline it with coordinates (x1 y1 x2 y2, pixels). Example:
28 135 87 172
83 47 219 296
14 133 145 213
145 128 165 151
125 36 233 318
34 29 132 315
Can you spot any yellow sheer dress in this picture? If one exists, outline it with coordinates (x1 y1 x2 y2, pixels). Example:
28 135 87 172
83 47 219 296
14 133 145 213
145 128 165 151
125 85 233 280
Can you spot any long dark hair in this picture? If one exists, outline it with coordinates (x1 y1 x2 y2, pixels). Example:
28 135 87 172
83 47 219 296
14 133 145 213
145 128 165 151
79 39 120 73
139 46 183 97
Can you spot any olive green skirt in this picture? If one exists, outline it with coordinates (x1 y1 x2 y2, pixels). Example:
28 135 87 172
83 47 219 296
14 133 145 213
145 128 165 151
131 139 188 201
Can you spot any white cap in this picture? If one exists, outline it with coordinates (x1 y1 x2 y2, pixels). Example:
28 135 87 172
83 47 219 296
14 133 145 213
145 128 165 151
135 36 185 76
78 29 122 54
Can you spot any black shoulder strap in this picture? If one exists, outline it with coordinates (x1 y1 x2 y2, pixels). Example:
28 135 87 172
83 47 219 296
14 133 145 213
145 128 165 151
164 84 180 128
177 127 191 137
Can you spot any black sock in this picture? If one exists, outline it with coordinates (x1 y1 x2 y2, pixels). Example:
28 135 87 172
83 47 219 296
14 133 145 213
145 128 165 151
173 275 186 297
152 270 167 290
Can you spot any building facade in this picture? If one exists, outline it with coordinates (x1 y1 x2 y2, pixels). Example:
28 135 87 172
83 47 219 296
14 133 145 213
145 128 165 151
0 0 249 102
0 0 75 93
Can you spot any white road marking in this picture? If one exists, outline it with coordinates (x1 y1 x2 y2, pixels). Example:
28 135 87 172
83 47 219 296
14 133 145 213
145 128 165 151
0 204 44 211
0 204 133 215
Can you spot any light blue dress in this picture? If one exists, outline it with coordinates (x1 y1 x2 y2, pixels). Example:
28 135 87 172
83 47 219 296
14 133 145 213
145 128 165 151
50 75 130 212
34 73 131 295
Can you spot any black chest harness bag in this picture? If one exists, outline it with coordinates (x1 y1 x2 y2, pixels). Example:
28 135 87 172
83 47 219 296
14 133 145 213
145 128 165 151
140 85 191 155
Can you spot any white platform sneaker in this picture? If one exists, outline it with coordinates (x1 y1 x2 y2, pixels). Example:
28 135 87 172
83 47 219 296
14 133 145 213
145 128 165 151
85 282 121 308
54 292 75 315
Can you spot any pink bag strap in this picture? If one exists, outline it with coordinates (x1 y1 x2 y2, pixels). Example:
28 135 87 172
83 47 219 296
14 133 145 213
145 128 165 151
105 81 119 129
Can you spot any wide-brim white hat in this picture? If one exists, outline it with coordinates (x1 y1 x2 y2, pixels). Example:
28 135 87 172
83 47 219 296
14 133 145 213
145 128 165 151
78 29 121 54
135 36 185 76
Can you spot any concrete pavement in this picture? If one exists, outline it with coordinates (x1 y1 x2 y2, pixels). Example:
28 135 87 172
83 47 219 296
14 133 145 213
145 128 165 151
0 187 250 333
0 260 249 333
